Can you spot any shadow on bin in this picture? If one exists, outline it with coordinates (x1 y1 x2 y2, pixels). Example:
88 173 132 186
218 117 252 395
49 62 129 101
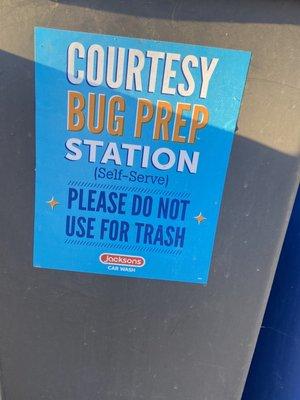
0 20 299 399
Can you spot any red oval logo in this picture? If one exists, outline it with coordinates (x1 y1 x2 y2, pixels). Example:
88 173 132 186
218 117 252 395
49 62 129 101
99 253 145 267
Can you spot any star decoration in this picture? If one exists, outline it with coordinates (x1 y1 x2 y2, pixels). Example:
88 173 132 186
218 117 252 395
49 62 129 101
194 213 206 224
47 196 59 210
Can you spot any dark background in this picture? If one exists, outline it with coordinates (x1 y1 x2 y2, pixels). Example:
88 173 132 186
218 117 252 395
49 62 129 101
243 187 300 399
0 1 299 399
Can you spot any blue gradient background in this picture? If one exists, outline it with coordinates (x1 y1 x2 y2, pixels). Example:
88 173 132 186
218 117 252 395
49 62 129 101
34 27 250 284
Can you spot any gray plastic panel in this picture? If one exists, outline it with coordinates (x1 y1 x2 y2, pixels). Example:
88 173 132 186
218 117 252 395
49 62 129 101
0 1 299 399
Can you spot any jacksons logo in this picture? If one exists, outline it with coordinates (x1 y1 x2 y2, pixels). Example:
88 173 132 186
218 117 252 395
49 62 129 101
100 253 145 267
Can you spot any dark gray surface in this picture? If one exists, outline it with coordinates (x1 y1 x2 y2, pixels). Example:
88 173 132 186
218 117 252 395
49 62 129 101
0 1 299 399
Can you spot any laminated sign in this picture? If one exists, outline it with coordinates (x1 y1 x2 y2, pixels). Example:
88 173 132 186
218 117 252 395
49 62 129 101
34 27 251 284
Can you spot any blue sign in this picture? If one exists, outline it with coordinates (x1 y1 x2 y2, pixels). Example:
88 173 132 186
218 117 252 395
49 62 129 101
34 27 251 284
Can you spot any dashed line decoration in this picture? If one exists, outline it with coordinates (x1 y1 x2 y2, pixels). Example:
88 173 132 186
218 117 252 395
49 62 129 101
64 238 182 256
67 180 191 199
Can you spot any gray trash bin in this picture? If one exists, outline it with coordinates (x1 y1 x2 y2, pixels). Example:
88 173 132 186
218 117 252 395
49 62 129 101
0 1 299 399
